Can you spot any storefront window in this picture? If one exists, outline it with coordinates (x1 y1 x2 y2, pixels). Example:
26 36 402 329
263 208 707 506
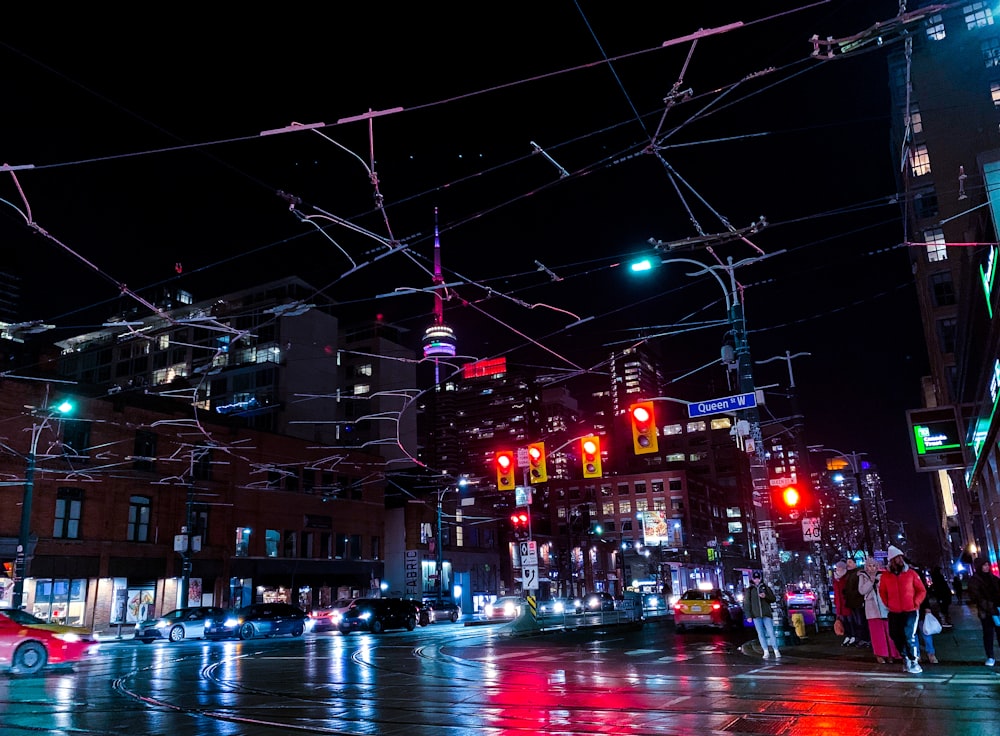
33 578 87 626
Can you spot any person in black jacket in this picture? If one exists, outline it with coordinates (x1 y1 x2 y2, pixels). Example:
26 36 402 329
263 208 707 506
929 566 953 626
746 571 780 659
967 558 1000 667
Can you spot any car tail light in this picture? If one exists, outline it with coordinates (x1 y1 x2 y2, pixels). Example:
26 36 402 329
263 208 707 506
712 603 721 610
673 603 682 611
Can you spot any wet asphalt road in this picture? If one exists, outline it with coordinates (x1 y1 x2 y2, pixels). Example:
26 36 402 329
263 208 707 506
1 615 998 735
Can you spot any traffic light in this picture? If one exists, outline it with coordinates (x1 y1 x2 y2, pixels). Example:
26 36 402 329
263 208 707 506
509 510 529 539
495 450 515 489
777 485 802 520
526 442 547 484
581 435 602 478
629 401 658 455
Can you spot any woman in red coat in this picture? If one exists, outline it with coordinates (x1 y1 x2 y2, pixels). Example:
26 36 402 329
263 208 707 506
879 545 926 674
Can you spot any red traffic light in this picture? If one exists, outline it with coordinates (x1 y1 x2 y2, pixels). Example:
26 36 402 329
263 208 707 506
581 435 602 478
510 511 529 526
782 486 801 508
526 441 547 484
629 401 658 455
495 450 516 488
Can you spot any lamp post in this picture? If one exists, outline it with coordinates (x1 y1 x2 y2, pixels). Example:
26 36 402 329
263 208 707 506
809 446 873 555
632 252 781 583
435 476 468 603
7 396 75 610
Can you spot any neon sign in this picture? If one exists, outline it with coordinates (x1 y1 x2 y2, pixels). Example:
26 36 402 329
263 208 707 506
981 244 997 319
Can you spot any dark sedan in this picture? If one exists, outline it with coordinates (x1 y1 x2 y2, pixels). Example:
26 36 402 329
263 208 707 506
338 598 418 634
204 603 310 640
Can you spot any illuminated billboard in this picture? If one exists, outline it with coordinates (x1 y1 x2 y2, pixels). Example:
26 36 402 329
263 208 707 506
641 510 683 548
907 406 966 472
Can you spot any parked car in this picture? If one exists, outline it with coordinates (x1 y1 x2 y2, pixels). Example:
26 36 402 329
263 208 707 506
482 596 524 620
785 586 818 625
204 603 310 640
338 598 418 634
310 599 358 632
134 606 225 643
0 610 101 674
672 588 744 631
422 598 462 623
584 591 616 612
0 608 95 641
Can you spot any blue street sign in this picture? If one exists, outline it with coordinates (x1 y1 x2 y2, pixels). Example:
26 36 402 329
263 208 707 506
687 392 757 418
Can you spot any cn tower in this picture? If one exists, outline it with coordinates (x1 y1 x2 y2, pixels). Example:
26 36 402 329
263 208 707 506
422 207 457 385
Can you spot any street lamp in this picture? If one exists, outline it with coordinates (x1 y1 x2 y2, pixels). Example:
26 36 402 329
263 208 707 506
4 395 76 610
436 476 469 603
630 251 780 582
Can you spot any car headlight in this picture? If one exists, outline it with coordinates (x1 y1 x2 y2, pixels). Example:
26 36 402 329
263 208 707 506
154 620 169 629
224 617 240 627
485 604 495 617
553 601 565 614
359 611 371 621
503 602 515 616
54 632 81 643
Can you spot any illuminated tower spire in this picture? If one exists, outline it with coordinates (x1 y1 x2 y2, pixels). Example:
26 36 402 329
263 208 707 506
422 208 458 367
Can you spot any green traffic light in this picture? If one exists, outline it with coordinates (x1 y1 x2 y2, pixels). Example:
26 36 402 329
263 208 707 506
54 400 74 414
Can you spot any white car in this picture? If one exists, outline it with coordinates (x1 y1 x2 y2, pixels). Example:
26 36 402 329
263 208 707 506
134 606 225 643
483 597 523 620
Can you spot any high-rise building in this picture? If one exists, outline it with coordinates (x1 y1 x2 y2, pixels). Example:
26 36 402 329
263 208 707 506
887 1 1000 565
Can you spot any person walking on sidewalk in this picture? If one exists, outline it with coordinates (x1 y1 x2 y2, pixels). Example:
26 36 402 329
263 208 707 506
966 557 1000 667
953 572 964 605
929 566 953 627
833 561 856 645
844 558 871 647
857 557 899 664
916 566 940 664
879 545 926 674
746 571 780 659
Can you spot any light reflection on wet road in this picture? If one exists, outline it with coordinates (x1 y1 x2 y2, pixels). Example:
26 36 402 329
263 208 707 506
0 621 997 735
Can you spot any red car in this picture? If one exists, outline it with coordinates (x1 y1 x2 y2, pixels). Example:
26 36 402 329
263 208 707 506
0 611 101 674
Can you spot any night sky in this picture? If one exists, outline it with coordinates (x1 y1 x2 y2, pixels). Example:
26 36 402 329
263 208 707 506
1 2 935 534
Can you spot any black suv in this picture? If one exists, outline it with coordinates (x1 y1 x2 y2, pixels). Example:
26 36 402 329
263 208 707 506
338 598 418 634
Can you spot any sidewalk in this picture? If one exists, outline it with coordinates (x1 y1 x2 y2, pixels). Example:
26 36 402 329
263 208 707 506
742 601 998 668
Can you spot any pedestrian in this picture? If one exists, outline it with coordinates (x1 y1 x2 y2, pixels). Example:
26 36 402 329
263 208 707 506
916 566 940 664
929 566 953 627
844 558 871 647
857 557 900 664
745 571 780 659
832 560 856 646
879 545 926 674
953 572 964 605
965 557 1000 667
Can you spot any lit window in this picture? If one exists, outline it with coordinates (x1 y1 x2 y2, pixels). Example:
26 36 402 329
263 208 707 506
982 37 1000 67
966 2 994 29
726 506 742 518
663 423 683 436
710 417 731 430
926 13 946 40
353 384 370 395
686 420 706 433
235 527 252 557
992 82 1000 107
603 502 615 516
619 500 632 515
909 105 922 135
356 363 373 377
666 453 686 463
924 228 948 262
636 499 649 512
909 144 931 177
158 334 170 350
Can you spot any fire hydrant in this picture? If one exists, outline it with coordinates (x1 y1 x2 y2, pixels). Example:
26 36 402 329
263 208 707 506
791 612 807 640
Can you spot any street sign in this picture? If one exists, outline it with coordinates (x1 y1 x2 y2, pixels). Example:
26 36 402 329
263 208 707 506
519 540 538 567
522 564 539 590
802 517 821 541
687 392 757 418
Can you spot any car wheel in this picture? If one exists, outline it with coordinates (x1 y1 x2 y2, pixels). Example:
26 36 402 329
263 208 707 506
169 625 185 642
140 638 154 644
370 619 384 634
12 641 47 675
291 623 304 637
450 611 459 623
239 622 256 640
405 616 416 631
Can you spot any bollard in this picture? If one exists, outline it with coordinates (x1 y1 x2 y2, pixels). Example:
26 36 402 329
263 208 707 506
791 612 806 640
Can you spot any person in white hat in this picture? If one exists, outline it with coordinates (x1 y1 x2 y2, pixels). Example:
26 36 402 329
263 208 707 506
878 545 926 674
